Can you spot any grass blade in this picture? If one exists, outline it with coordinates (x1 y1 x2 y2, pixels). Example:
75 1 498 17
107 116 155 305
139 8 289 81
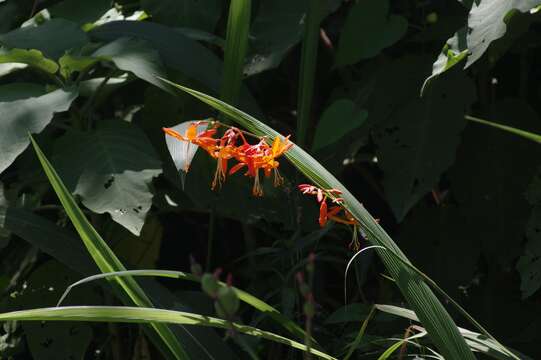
296 0 321 147
57 269 309 342
466 115 541 144
220 0 251 106
156 78 477 359
0 306 336 360
29 135 188 360
343 305 376 360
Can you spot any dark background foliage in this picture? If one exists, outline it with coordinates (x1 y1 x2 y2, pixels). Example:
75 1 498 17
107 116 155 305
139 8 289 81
0 0 540 359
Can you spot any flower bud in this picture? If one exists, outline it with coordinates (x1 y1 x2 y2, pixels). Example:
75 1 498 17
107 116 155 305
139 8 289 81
201 273 219 298
214 286 240 318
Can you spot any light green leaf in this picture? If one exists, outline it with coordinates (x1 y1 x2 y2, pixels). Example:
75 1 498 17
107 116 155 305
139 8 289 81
0 48 58 73
312 99 367 152
0 19 89 59
0 86 78 174
53 121 162 236
30 136 188 359
426 0 541 85
57 269 309 342
335 0 407 67
376 304 531 360
58 54 100 79
0 306 337 360
157 77 478 359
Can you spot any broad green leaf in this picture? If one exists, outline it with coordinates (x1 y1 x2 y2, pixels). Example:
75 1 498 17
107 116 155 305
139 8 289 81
158 78 478 359
372 60 476 221
0 306 336 360
426 0 541 84
56 269 309 342
517 170 541 298
141 0 221 32
49 0 112 25
335 0 407 67
0 19 88 59
53 121 162 236
247 0 305 76
0 48 58 73
0 82 44 101
93 37 168 92
451 99 541 266
517 205 541 298
312 99 367 152
30 136 188 359
90 21 264 118
0 86 78 174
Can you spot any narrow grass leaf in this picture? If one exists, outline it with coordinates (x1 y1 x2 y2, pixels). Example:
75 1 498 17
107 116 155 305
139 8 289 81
296 0 321 147
220 0 251 106
29 136 188 360
466 115 541 144
156 78 477 359
57 269 309 342
0 306 336 360
343 305 376 360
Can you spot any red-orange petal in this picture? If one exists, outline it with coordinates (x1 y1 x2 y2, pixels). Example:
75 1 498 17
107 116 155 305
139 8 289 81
318 201 328 227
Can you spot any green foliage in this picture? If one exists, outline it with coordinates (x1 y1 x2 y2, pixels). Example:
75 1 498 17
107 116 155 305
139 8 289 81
335 0 407 67
52 121 162 235
0 86 78 174
0 0 540 359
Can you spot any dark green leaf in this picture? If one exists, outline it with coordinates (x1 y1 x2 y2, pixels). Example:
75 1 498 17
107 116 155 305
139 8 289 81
0 86 78 174
53 121 162 236
0 19 89 59
141 0 221 32
335 0 407 67
90 20 264 131
312 99 367 152
372 58 476 221
93 37 168 92
49 0 112 25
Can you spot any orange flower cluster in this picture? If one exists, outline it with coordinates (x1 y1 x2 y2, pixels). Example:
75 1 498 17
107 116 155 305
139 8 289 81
163 121 293 196
298 184 358 228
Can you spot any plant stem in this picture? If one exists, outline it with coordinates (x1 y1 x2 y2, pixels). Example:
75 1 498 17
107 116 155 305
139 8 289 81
296 0 321 148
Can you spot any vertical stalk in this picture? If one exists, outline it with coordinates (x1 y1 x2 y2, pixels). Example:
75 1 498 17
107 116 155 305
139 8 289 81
296 0 321 148
221 0 252 107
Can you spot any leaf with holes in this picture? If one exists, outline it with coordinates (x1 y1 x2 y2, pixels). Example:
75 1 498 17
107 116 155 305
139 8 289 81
517 169 541 298
53 121 162 235
372 58 476 221
0 86 78 175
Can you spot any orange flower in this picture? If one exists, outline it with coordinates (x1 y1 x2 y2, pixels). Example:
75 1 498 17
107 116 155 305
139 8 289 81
298 184 356 228
163 122 292 196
